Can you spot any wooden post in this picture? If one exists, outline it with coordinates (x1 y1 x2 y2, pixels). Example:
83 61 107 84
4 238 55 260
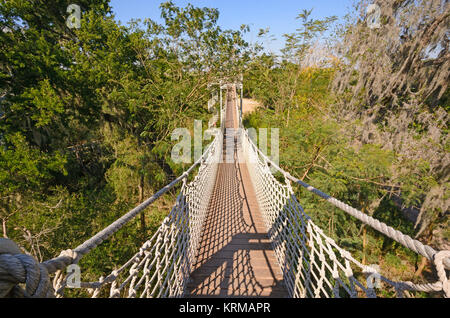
220 87 223 127
240 85 243 126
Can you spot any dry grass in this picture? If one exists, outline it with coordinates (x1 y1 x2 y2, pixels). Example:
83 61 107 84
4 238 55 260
242 98 261 115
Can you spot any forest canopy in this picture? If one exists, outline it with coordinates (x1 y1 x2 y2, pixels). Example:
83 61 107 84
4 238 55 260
0 0 448 294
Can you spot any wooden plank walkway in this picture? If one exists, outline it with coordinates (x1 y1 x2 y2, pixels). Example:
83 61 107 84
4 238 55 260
186 88 288 298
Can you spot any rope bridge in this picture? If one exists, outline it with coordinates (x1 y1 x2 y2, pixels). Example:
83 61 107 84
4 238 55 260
0 85 449 298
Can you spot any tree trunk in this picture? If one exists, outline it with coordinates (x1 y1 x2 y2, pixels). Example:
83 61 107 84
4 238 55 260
362 226 367 265
286 107 290 128
360 201 368 265
138 174 146 238
2 218 7 238
414 256 428 277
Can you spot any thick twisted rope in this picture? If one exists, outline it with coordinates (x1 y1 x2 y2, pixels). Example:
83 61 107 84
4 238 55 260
41 139 218 275
242 128 450 270
3 86 447 298
0 93 224 298
0 132 220 297
241 125 450 297
55 105 224 298
433 251 450 297
0 238 55 298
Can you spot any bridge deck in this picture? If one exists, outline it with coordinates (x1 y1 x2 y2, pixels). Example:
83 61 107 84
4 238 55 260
186 88 288 298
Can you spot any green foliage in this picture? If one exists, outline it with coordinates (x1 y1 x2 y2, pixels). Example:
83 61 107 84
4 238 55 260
245 63 418 282
242 5 448 284
281 9 337 62
0 133 66 194
0 0 251 285
1 0 442 294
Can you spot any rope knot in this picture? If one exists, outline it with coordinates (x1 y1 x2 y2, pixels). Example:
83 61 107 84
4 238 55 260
58 249 79 262
433 250 450 298
0 238 55 298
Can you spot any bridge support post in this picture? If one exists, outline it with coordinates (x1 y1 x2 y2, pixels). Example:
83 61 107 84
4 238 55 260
240 83 243 127
220 87 223 128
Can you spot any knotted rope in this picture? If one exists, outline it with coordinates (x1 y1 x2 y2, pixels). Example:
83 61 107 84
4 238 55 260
0 238 55 297
1 87 449 298
0 98 223 299
241 122 450 297
433 251 450 298
241 127 450 271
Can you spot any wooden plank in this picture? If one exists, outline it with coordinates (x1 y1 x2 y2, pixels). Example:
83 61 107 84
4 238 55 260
186 87 288 298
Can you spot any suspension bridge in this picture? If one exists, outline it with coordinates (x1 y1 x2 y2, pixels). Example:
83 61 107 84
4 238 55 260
0 84 449 298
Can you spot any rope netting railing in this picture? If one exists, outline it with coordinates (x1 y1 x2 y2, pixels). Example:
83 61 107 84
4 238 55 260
1 83 449 298
57 131 222 298
0 100 225 297
240 125 450 298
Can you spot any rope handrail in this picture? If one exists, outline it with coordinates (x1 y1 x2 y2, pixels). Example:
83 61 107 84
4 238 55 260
1 85 448 298
0 86 227 298
43 132 220 274
240 117 449 297
241 128 450 270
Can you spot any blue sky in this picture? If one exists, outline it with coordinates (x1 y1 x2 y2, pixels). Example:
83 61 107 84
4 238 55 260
109 0 355 54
